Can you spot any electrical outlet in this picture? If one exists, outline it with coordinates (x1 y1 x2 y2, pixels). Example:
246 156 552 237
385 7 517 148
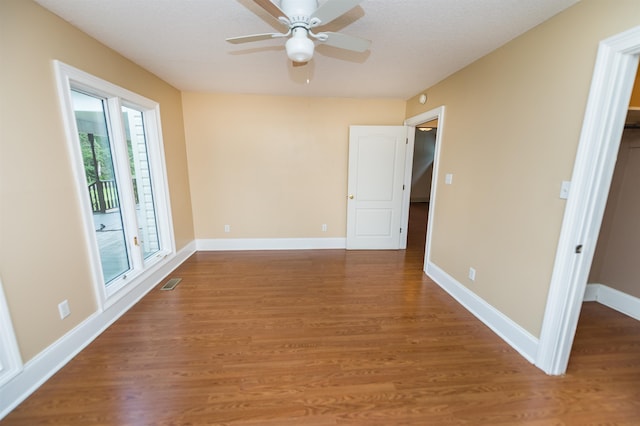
321 224 327 232
58 300 70 319
224 224 231 233
468 267 476 281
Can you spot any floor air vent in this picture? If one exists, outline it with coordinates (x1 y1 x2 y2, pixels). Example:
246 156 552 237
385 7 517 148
160 278 182 291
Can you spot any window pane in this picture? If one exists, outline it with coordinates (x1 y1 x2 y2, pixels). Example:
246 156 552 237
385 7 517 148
71 90 131 284
122 106 160 259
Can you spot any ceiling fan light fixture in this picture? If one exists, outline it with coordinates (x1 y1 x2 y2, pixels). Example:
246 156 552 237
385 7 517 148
286 28 315 63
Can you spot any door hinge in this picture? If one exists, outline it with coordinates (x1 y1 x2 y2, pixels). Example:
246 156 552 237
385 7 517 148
406 138 409 144
575 244 583 254
400 228 403 233
403 184 405 190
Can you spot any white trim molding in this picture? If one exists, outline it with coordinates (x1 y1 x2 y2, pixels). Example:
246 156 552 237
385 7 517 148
0 242 195 420
196 238 346 251
426 261 539 363
536 25 640 376
584 284 640 321
583 284 599 302
0 278 22 388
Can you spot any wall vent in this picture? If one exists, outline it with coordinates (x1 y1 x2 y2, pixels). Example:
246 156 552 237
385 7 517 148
160 278 182 291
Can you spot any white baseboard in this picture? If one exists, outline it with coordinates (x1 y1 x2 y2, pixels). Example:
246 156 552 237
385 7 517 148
0 241 196 420
425 261 539 363
196 237 346 251
583 283 599 302
584 283 640 321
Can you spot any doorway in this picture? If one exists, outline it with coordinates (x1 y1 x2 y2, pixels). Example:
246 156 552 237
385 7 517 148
536 26 640 375
403 106 445 270
585 123 640 311
406 120 438 254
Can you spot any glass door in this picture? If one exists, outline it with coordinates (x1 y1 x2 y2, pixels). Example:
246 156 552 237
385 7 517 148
121 105 160 259
70 88 168 292
55 60 174 304
71 90 131 285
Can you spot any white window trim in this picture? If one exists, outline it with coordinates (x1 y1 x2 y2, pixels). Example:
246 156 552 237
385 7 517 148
53 60 176 309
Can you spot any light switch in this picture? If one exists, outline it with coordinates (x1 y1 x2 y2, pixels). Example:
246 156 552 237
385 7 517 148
445 173 453 185
560 181 571 199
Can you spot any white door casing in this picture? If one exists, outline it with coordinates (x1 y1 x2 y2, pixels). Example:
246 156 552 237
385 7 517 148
346 126 407 249
0 277 22 387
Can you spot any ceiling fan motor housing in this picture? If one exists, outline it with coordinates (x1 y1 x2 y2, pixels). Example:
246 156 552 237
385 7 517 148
280 0 318 24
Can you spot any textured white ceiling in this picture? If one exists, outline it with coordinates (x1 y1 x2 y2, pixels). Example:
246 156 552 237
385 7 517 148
34 0 579 99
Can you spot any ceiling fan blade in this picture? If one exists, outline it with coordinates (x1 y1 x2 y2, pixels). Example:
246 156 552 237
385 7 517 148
226 32 287 44
311 0 364 26
253 0 288 21
319 32 370 52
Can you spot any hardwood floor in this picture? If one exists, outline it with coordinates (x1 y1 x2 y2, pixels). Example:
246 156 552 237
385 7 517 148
3 203 640 425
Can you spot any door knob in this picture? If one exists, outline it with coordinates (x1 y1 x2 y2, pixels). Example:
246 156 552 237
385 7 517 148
348 194 354 199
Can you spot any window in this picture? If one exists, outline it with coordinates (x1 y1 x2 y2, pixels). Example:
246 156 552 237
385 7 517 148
55 61 174 304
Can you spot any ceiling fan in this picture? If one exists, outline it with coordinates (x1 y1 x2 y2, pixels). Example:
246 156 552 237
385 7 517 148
226 0 370 63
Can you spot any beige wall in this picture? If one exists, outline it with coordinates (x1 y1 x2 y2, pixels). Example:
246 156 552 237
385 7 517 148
589 130 640 298
404 0 640 336
182 93 405 239
0 0 194 361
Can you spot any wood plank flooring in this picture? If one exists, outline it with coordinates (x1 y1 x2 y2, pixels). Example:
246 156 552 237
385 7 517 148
3 203 640 425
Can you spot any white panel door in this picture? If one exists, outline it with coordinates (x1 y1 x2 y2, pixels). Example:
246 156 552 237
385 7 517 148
346 126 407 249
